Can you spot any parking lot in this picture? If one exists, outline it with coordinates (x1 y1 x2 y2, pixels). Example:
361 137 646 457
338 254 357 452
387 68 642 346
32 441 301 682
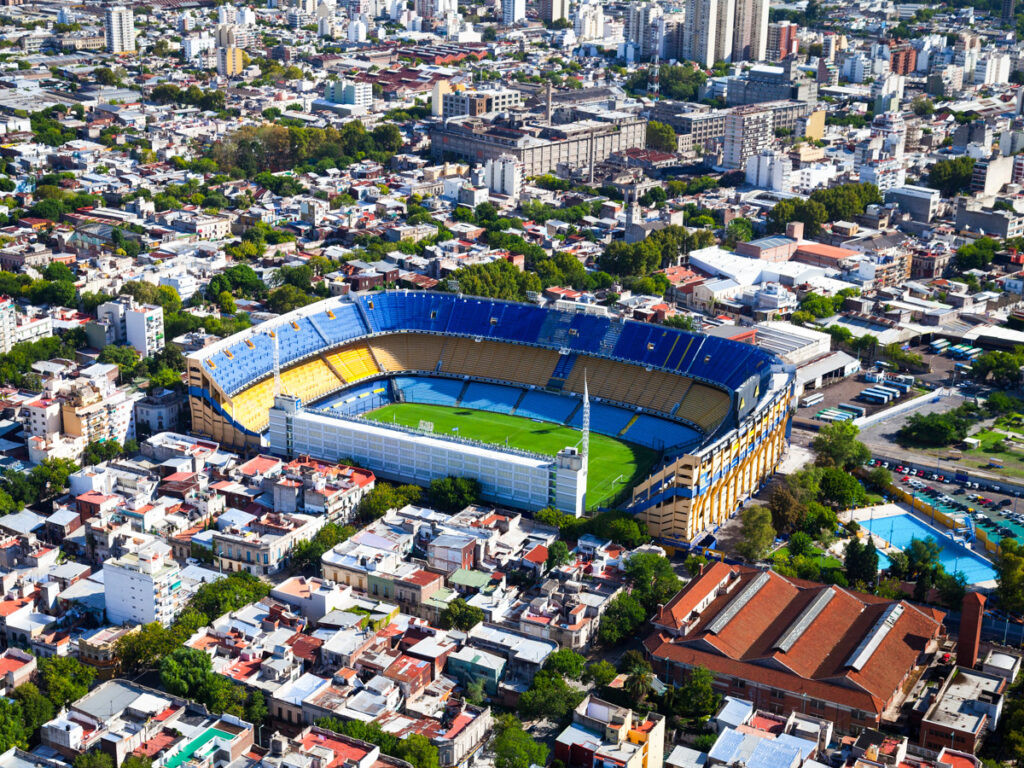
869 458 1024 546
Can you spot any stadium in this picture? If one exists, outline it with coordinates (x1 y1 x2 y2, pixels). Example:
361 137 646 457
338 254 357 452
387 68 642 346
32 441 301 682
185 291 795 543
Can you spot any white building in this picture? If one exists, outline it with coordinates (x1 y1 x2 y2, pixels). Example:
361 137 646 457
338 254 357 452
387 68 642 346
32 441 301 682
105 6 136 54
485 155 523 199
574 0 604 42
182 34 214 60
0 298 53 354
745 149 791 192
269 395 588 516
125 304 165 357
975 53 1011 85
103 541 182 627
502 0 525 25
324 79 373 106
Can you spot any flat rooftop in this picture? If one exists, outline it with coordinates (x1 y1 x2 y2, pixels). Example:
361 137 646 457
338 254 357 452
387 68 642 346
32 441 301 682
925 668 1003 734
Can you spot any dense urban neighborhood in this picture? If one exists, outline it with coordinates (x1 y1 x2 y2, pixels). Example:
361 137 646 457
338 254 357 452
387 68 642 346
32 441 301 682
6 3 1024 768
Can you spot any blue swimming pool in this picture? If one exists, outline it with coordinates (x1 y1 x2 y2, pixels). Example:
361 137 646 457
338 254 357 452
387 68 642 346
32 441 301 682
861 513 997 584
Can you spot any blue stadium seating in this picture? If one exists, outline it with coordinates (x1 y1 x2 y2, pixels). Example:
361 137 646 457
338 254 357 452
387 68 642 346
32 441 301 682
317 381 391 416
623 414 701 451
394 376 465 407
460 382 520 414
516 391 578 423
308 303 370 347
567 403 634 436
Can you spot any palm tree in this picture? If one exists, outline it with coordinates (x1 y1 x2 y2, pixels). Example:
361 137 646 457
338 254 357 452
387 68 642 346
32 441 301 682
624 672 653 705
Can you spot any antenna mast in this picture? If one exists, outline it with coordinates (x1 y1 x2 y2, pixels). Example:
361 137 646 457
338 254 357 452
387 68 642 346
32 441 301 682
581 371 590 459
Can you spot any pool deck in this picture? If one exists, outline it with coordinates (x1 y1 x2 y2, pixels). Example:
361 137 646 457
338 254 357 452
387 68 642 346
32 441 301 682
838 503 997 590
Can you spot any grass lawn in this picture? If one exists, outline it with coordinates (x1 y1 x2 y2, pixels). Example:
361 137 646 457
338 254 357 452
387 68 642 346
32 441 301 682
364 403 658 509
773 545 843 570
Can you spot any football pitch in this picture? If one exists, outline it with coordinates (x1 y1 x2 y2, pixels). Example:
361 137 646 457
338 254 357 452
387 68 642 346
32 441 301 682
364 403 658 509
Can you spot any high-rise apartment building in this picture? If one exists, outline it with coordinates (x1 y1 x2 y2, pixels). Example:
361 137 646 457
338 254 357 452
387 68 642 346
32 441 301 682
502 0 525 25
541 0 570 23
732 0 768 62
217 46 245 77
723 105 773 169
574 0 604 41
681 0 733 66
627 2 664 60
103 541 182 627
765 20 798 61
104 6 136 54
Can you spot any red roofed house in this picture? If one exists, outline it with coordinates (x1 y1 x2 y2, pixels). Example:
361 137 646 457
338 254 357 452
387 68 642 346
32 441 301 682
384 654 433 700
644 563 945 733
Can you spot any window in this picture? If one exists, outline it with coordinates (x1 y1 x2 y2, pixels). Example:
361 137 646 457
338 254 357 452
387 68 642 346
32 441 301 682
771 688 785 700
732 678 746 689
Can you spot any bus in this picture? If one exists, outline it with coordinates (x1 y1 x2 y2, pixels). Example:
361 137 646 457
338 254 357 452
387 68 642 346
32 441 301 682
859 389 891 404
930 339 950 353
875 385 902 399
947 345 969 358
963 347 982 360
838 403 867 418
800 393 825 408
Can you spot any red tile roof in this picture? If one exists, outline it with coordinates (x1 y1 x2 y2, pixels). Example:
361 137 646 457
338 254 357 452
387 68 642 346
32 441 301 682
647 565 944 720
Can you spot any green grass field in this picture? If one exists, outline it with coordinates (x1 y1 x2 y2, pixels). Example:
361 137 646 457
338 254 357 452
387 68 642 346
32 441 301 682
364 403 658 509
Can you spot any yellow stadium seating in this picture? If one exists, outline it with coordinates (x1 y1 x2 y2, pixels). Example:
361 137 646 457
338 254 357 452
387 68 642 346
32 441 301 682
325 345 380 382
229 377 278 433
675 384 732 433
370 335 446 373
439 338 559 387
279 359 343 406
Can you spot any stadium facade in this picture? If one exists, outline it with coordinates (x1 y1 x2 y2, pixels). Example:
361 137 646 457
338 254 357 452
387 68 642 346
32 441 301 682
185 291 795 543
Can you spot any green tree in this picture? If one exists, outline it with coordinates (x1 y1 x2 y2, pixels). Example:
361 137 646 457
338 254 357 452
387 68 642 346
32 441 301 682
996 539 1024 614
584 660 618 687
906 537 941 577
787 531 813 558
114 622 177 674
160 647 214 698
927 156 975 197
544 649 587 679
685 553 708 577
82 440 122 466
678 666 721 719
428 476 481 512
646 120 677 152
519 671 585 721
74 753 114 768
12 682 53 736
597 593 645 646
546 540 572 570
491 716 548 768
736 505 775 562
98 345 141 379
818 467 867 508
218 291 237 314
624 671 653 705
812 420 871 470
438 598 484 631
725 217 754 244
356 482 422 520
39 656 95 709
624 552 682 612
189 571 269 620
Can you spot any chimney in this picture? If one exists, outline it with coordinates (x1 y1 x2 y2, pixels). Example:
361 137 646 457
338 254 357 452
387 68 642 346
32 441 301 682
545 81 553 124
786 221 804 240
958 592 985 669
